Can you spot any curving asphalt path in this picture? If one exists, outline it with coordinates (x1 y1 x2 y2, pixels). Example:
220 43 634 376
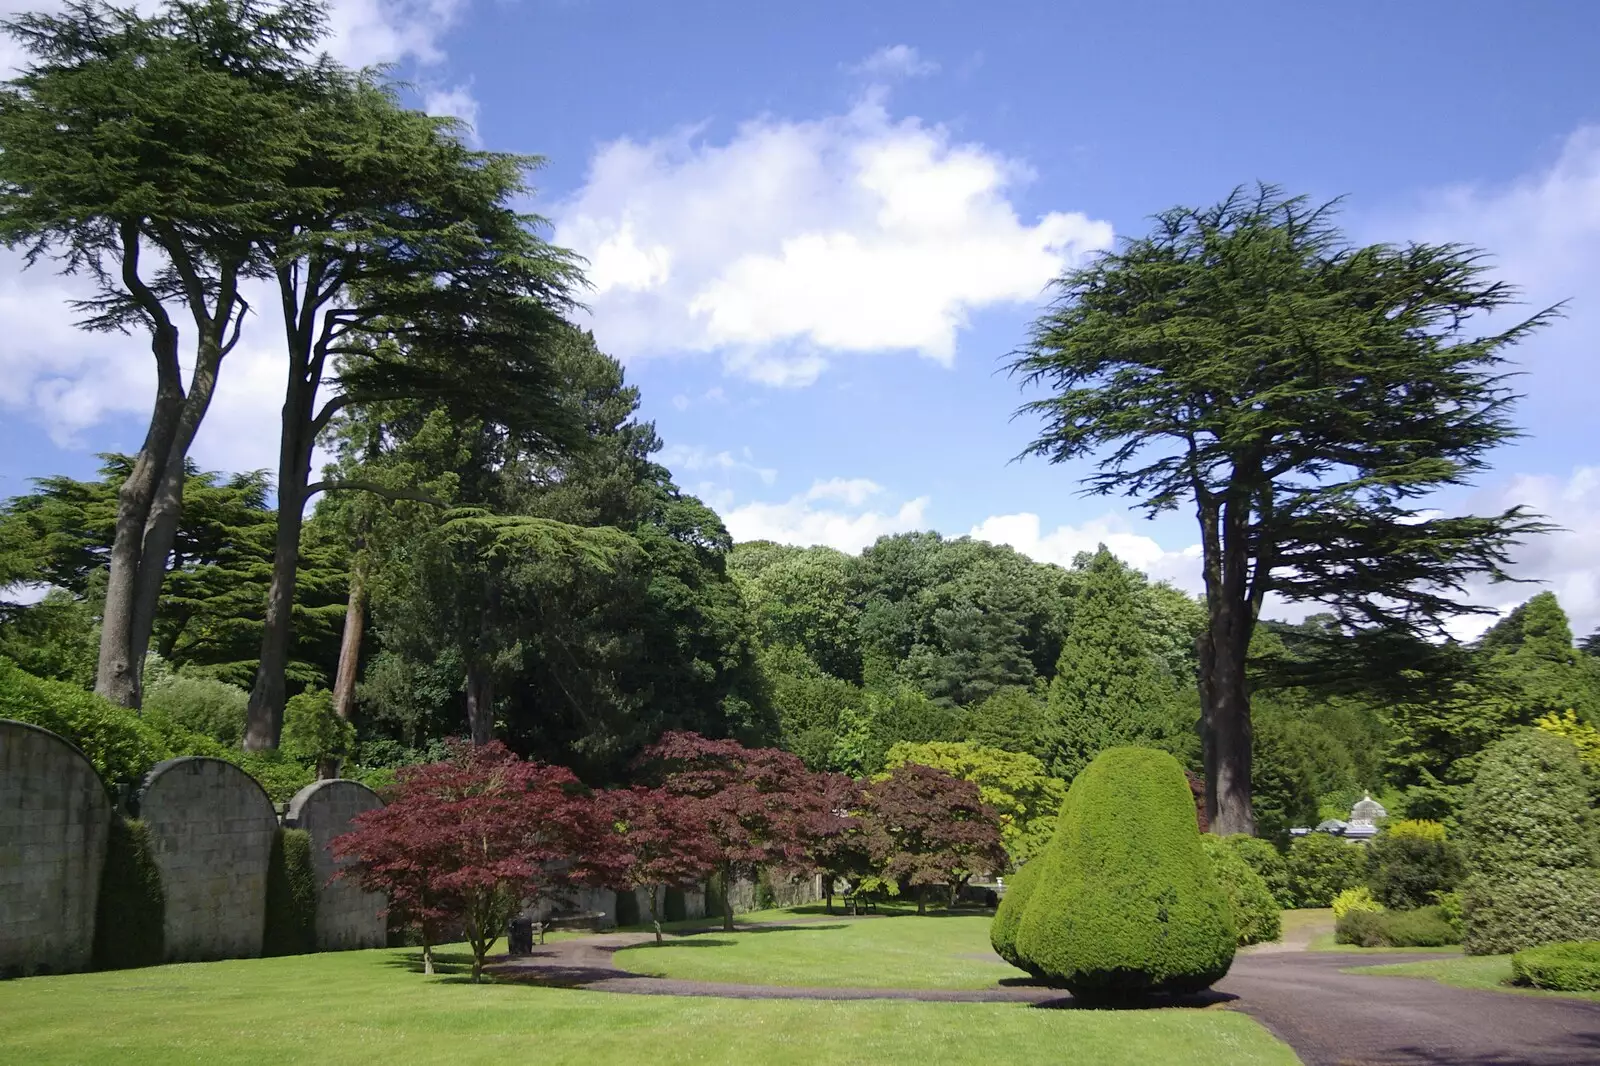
489 919 1600 1065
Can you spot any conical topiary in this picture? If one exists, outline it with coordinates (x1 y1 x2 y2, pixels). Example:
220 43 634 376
1013 746 1235 1001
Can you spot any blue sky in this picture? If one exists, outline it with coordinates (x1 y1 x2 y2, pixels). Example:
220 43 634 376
2 0 1598 631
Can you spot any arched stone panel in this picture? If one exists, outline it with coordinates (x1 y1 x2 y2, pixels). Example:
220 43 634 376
0 720 111 976
139 757 277 962
284 779 386 950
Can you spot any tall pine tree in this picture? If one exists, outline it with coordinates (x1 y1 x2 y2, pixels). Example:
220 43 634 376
1046 548 1181 780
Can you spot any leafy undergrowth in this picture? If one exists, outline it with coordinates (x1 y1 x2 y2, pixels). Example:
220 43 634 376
1346 954 1600 1001
615 913 1023 990
0 943 1298 1066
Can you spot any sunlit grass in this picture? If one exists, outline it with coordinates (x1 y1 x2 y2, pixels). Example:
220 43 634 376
1346 953 1600 1001
0 941 1298 1065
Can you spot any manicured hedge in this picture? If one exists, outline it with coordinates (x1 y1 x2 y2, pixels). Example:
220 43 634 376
990 857 1044 970
263 828 318 957
1460 729 1600 955
1285 832 1367 907
1511 941 1600 992
1198 835 1281 946
1012 747 1235 1001
92 816 165 970
1335 906 1456 948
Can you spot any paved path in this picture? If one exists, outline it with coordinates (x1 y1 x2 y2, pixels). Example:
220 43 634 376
489 919 1600 1064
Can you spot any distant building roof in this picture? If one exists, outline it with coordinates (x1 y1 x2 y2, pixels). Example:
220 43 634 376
1350 793 1388 826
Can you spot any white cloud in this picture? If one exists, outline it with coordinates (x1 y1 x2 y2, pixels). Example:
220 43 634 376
722 483 929 553
1443 466 1600 641
806 477 882 507
851 44 938 79
554 96 1112 385
969 512 1204 591
320 0 470 68
657 444 777 485
422 82 480 145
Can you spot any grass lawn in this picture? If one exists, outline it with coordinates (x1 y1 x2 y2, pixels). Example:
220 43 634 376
615 912 1021 989
1307 932 1461 954
1346 954 1600 1002
0 943 1299 1066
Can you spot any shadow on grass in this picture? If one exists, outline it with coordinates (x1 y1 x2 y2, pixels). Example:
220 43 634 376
384 950 479 977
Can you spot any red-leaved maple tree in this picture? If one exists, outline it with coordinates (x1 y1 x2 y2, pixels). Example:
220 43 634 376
331 741 606 981
636 731 810 930
598 786 721 942
791 771 872 914
860 762 1007 913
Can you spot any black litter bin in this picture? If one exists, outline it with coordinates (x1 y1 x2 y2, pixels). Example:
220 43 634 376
508 917 534 956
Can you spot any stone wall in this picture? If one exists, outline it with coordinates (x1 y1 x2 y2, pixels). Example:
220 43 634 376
0 720 111 977
140 757 279 962
284 780 386 951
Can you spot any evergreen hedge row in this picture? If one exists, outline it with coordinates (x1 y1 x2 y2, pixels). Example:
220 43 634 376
92 816 165 970
263 828 318 956
1511 941 1600 992
1008 747 1235 1001
989 856 1043 971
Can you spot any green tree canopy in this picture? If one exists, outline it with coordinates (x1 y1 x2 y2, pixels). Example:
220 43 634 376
1012 184 1552 833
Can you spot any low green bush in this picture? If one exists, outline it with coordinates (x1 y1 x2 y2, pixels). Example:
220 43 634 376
1012 747 1234 1001
1435 890 1464 939
1225 835 1292 909
1367 819 1463 910
1 657 166 787
1331 886 1383 920
1286 832 1367 907
230 750 315 804
1335 905 1456 948
263 828 318 956
141 670 249 748
91 816 165 971
1511 941 1600 992
281 687 355 767
1198 835 1281 946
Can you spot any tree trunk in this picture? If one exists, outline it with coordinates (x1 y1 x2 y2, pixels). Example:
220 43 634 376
823 875 834 915
721 866 735 932
243 350 318 750
1196 492 1257 837
96 325 184 707
649 885 663 944
421 938 434 976
332 562 367 722
126 343 224 693
465 662 495 746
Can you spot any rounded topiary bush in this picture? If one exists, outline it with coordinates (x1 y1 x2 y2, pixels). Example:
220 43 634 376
990 857 1045 971
1198 835 1281 946
1013 747 1235 1001
1460 729 1600 955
